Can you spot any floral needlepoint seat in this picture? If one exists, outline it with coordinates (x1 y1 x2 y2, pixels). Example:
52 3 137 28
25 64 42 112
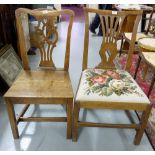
124 32 148 42
142 52 155 67
76 69 150 104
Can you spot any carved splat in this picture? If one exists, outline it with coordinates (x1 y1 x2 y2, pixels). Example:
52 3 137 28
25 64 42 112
16 8 74 71
82 8 142 71
96 14 126 69
30 14 58 68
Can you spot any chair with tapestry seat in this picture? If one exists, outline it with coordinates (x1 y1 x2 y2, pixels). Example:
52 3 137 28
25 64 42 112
72 8 152 145
4 8 74 139
119 9 155 56
134 38 155 97
138 52 155 97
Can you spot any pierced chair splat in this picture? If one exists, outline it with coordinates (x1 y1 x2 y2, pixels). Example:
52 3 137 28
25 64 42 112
4 8 74 139
73 8 151 145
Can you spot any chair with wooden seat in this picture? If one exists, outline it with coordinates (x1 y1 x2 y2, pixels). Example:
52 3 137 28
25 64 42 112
72 8 152 145
4 8 74 139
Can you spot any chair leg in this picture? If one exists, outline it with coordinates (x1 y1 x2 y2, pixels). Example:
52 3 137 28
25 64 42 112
72 102 80 142
5 99 19 139
66 99 73 139
134 55 141 79
143 64 148 81
134 105 152 145
147 74 155 97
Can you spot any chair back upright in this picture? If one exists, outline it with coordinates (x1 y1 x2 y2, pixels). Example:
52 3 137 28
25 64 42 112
15 8 74 71
82 8 142 71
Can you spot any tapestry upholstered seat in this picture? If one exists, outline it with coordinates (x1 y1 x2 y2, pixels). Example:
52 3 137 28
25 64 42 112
124 32 148 42
138 38 155 51
142 52 155 67
76 69 150 104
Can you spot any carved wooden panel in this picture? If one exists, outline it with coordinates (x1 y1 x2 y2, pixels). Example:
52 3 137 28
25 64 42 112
82 8 142 71
96 14 126 69
30 13 58 68
15 8 74 70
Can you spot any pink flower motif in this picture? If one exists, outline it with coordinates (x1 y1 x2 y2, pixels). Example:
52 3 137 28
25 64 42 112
91 75 109 85
106 70 121 80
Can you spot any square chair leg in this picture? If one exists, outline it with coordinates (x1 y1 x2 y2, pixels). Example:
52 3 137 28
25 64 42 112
5 99 19 139
72 102 80 142
134 105 151 145
66 99 73 139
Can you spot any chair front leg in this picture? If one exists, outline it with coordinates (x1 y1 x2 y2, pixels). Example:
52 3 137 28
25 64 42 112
134 105 152 145
66 99 73 139
5 99 19 139
72 102 80 142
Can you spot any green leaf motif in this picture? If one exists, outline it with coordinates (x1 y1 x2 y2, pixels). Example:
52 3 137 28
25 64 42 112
101 87 113 96
114 90 123 96
85 89 91 95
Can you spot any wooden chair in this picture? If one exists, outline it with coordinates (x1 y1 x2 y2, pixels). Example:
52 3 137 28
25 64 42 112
121 10 155 80
73 8 152 145
4 8 74 139
139 52 155 97
134 38 155 97
119 9 155 56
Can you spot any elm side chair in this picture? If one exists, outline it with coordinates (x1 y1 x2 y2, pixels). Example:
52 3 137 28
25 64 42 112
73 8 152 145
4 8 74 139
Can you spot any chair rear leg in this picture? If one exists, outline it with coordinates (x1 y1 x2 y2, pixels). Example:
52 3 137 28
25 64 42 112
143 64 149 81
119 35 124 57
147 74 155 97
134 55 141 79
72 102 80 142
5 99 19 139
134 105 152 145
